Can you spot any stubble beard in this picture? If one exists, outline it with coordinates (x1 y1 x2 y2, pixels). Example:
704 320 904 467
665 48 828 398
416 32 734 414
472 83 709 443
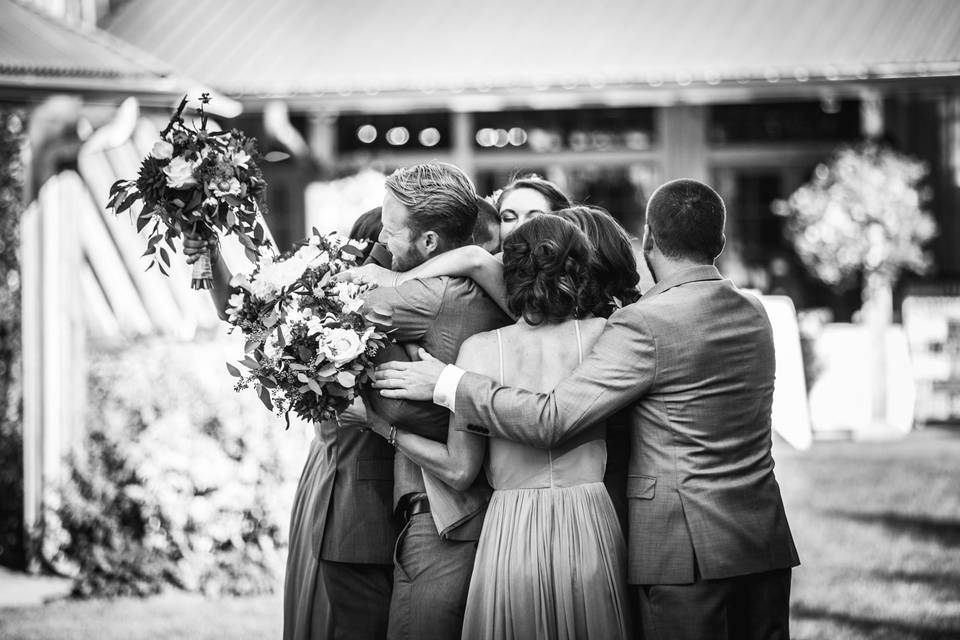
392 245 428 273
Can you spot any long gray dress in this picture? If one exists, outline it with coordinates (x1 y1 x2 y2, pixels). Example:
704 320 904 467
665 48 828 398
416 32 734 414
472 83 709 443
462 323 631 640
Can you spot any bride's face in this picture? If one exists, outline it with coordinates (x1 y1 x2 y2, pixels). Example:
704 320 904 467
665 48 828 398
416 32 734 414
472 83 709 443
498 188 550 240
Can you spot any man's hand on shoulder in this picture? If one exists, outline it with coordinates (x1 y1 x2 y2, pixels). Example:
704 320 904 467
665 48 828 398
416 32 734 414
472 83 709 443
372 348 446 401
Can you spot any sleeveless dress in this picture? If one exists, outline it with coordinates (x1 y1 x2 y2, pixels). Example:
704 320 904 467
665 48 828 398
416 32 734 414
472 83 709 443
461 322 631 640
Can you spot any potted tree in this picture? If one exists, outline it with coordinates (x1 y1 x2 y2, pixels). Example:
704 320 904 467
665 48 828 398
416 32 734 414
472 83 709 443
774 142 937 435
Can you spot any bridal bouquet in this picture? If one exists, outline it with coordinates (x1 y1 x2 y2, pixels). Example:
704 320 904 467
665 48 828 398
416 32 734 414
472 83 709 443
225 230 389 424
107 94 270 289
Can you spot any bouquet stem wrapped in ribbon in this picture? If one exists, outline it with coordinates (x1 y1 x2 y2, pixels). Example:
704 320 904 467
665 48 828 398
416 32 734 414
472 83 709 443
108 93 271 288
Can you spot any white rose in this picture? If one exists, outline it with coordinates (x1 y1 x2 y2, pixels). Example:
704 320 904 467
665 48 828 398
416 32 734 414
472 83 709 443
229 273 252 292
319 327 364 366
150 140 174 160
226 292 246 322
333 282 364 314
163 156 198 189
293 244 321 264
231 150 251 168
304 316 325 336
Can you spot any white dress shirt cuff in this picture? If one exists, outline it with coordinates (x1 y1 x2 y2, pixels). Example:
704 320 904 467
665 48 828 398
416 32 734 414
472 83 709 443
433 364 466 412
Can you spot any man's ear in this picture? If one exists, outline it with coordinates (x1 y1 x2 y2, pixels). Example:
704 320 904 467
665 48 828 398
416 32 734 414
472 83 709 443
420 230 441 257
642 224 655 252
717 233 727 260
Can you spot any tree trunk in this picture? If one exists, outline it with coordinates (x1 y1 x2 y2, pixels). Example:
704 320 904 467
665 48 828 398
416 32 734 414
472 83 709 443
863 271 893 428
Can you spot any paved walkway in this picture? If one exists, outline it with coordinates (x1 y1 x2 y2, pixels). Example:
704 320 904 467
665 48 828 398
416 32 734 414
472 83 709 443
0 566 72 608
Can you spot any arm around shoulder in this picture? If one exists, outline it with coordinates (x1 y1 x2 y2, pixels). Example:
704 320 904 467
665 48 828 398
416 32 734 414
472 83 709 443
454 306 657 447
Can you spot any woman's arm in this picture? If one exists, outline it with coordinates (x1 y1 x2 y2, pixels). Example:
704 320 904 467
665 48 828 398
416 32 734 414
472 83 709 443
343 246 513 317
363 335 492 490
366 409 484 491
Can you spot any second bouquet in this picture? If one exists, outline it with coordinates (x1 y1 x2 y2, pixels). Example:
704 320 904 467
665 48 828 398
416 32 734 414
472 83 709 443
108 93 271 289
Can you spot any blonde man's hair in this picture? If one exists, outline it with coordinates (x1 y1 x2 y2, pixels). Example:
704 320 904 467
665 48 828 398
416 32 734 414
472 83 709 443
385 163 479 248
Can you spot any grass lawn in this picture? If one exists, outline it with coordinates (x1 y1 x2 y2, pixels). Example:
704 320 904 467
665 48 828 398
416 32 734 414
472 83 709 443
2 428 958 639
778 427 960 640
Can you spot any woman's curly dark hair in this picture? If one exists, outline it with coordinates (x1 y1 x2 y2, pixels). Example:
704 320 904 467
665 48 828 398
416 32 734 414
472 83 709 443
502 216 600 325
557 206 640 317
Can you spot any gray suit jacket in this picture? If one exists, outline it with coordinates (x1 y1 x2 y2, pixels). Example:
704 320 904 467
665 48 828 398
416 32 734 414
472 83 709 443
365 275 511 540
454 265 800 584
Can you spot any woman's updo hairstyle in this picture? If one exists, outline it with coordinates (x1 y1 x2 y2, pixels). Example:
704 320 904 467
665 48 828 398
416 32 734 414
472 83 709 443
557 206 641 317
502 216 600 325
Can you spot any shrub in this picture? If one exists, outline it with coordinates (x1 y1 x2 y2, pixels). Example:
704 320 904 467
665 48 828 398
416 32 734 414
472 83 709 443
0 106 25 570
43 335 310 597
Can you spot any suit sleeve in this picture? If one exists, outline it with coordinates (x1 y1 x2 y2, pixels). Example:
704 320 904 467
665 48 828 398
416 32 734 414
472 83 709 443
453 305 657 448
362 278 447 431
362 277 444 343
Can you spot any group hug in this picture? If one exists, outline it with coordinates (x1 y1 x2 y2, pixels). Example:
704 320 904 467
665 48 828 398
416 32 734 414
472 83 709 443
184 162 800 640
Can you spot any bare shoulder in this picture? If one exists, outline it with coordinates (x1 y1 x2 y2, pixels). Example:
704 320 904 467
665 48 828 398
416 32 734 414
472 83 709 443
578 316 607 350
455 330 501 376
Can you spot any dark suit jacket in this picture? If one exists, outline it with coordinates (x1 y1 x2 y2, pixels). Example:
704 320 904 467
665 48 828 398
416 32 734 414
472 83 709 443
454 265 800 585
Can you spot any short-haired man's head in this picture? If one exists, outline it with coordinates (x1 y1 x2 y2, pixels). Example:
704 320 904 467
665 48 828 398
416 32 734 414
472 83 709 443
473 197 501 253
645 179 725 263
384 163 478 250
502 216 599 326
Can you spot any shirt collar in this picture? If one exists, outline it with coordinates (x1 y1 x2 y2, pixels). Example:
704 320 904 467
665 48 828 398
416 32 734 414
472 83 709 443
640 264 723 299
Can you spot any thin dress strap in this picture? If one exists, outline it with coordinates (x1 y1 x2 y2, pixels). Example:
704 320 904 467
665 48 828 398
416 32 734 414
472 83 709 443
575 319 583 364
496 329 504 384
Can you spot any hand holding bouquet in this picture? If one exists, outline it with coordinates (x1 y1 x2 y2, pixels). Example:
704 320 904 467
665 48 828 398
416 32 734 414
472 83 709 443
225 230 389 424
108 94 271 289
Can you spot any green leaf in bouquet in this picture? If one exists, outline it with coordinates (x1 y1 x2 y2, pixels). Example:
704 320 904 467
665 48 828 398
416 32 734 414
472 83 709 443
225 194 242 208
244 247 259 264
257 385 274 411
157 260 169 277
263 308 280 328
254 223 264 244
287 363 309 371
226 363 242 377
141 245 156 258
327 385 350 398
296 373 310 383
159 247 171 267
306 379 324 396
336 371 356 388
316 365 337 377
297 346 312 361
145 260 155 272
259 375 278 389
276 326 286 348
241 356 259 369
244 338 261 354
185 190 202 211
237 234 256 250
136 212 152 233
115 192 140 214
109 179 127 197
226 209 238 228
340 244 365 259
